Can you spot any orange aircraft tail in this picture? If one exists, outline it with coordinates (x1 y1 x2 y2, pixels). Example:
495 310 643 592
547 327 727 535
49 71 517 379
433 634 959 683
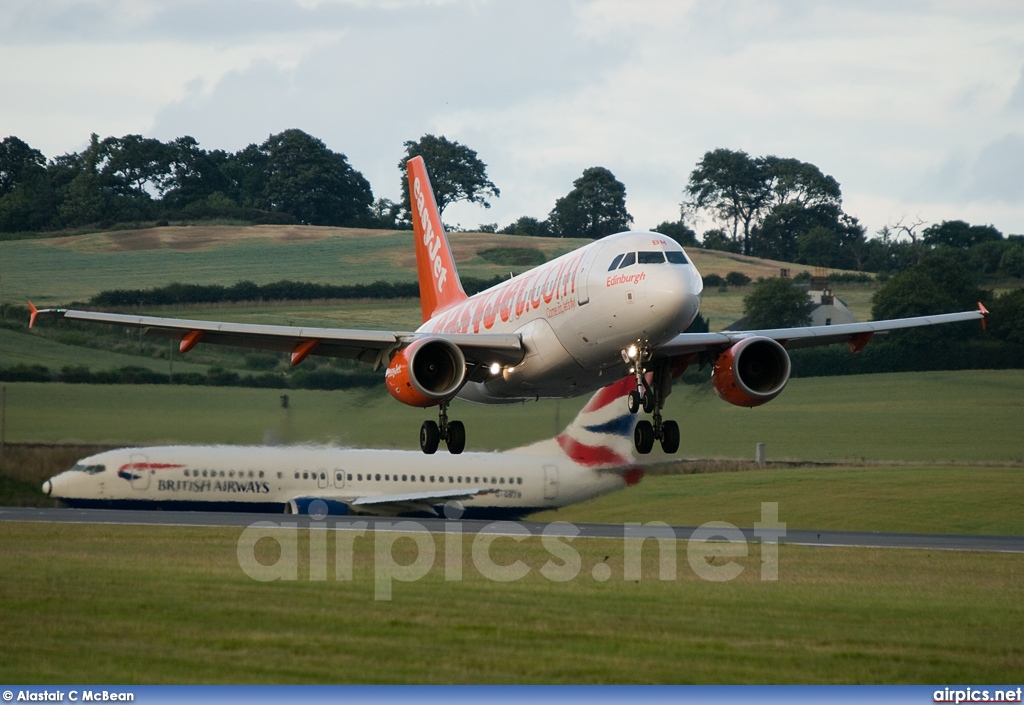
406 156 468 321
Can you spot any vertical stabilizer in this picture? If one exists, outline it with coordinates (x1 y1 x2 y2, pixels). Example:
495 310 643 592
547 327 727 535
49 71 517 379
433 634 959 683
406 156 468 321
554 375 639 468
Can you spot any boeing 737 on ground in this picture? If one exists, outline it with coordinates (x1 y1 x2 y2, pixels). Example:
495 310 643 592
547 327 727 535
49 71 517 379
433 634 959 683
43 377 643 519
30 157 987 455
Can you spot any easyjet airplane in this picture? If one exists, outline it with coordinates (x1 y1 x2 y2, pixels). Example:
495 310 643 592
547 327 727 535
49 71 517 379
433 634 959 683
30 157 987 455
42 376 643 519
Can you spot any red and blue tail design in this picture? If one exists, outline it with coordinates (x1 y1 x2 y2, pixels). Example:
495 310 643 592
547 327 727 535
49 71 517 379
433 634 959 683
554 375 639 469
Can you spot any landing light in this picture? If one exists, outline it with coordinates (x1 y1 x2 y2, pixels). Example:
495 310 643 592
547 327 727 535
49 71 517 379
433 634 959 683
489 363 501 375
627 344 638 360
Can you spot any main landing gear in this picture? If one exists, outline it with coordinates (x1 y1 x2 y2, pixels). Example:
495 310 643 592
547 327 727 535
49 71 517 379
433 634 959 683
624 345 680 455
420 399 466 455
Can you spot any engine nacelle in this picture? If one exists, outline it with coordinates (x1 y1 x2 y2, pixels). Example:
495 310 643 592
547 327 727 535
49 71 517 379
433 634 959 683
712 336 791 408
385 337 467 408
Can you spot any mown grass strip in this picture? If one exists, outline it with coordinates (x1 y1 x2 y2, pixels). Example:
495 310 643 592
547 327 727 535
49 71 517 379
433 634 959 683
0 522 1021 684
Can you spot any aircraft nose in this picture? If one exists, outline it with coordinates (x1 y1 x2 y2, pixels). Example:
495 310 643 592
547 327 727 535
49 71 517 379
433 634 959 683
42 480 52 496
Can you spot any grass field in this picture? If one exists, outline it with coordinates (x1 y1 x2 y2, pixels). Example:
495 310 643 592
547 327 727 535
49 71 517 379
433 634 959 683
1 370 1021 463
1 522 1021 683
0 223 832 306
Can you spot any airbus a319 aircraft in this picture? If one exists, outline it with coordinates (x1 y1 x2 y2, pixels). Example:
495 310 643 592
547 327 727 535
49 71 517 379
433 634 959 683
43 376 644 519
30 157 987 455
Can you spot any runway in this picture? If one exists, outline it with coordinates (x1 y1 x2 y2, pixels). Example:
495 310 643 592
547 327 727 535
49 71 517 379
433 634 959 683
3 506 1023 553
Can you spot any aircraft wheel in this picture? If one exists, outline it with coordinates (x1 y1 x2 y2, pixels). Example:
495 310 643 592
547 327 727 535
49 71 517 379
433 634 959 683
634 420 655 454
420 420 440 454
627 390 642 414
642 391 654 414
660 420 680 454
447 420 466 455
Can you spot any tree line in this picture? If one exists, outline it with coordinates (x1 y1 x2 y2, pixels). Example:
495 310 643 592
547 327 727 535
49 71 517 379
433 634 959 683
3 130 1022 281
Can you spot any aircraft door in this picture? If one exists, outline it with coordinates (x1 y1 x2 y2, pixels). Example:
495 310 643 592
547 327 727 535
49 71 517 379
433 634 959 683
317 469 329 490
575 245 602 306
543 464 558 501
129 453 150 491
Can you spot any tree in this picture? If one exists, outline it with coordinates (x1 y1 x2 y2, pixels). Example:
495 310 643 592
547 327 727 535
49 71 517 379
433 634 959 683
652 220 698 246
685 148 767 254
0 136 46 198
0 136 55 231
261 129 373 226
399 135 499 220
872 251 987 321
685 149 845 256
742 277 813 328
499 216 551 238
548 166 632 239
922 220 1002 250
700 228 740 253
161 136 231 209
98 134 172 198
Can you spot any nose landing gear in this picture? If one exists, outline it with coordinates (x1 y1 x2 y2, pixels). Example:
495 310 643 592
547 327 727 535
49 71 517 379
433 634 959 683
624 345 681 455
420 399 466 455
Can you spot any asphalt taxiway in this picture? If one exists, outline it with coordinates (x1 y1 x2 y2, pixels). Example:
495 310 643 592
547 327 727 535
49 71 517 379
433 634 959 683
3 506 1022 553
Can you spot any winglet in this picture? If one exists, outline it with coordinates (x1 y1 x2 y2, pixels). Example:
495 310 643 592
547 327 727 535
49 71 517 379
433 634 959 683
28 301 39 329
978 301 989 331
406 156 468 321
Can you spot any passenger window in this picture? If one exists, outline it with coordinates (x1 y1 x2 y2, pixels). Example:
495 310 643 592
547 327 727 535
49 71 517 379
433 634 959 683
517 477 522 485
500 477 505 484
302 472 308 480
666 251 688 264
259 471 265 479
638 251 665 264
618 252 636 269
184 469 190 477
607 254 624 271
402 474 408 482
276 472 282 479
375 474 381 481
347 473 353 482
336 472 343 482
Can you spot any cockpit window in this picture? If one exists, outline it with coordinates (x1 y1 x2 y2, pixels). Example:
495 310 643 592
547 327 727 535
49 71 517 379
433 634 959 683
607 253 624 271
666 251 689 265
638 251 665 264
617 252 636 269
70 464 105 474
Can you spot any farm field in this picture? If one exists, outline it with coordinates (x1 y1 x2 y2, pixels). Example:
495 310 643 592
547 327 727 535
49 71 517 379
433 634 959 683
0 521 1021 684
0 223 843 306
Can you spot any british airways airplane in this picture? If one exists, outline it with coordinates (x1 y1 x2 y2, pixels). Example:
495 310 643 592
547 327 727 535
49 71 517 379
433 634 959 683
42 377 644 519
30 157 987 455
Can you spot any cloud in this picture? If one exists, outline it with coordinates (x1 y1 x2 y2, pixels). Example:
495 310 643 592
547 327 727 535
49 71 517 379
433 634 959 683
968 134 1024 204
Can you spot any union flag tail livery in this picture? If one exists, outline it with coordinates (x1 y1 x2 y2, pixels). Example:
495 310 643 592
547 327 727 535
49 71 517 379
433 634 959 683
407 156 468 321
44 376 646 519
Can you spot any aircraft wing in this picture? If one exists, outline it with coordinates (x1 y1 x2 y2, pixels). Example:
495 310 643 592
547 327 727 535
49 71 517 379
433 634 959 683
293 487 494 517
655 306 988 358
30 307 525 368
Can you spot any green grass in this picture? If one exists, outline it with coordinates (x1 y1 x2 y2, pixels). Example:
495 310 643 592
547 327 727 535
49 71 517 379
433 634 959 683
0 325 210 375
0 226 586 306
1 370 1020 463
0 522 1021 683
535 465 1024 535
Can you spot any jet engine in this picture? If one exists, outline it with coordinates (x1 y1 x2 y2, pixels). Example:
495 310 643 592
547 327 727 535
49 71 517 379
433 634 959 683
711 336 791 407
385 337 467 408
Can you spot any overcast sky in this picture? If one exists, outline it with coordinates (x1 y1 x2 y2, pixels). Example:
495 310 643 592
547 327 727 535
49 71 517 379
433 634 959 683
3 0 1023 237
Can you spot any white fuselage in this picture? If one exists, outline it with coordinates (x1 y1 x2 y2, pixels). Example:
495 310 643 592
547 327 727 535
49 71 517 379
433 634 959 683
419 231 703 402
43 442 635 519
